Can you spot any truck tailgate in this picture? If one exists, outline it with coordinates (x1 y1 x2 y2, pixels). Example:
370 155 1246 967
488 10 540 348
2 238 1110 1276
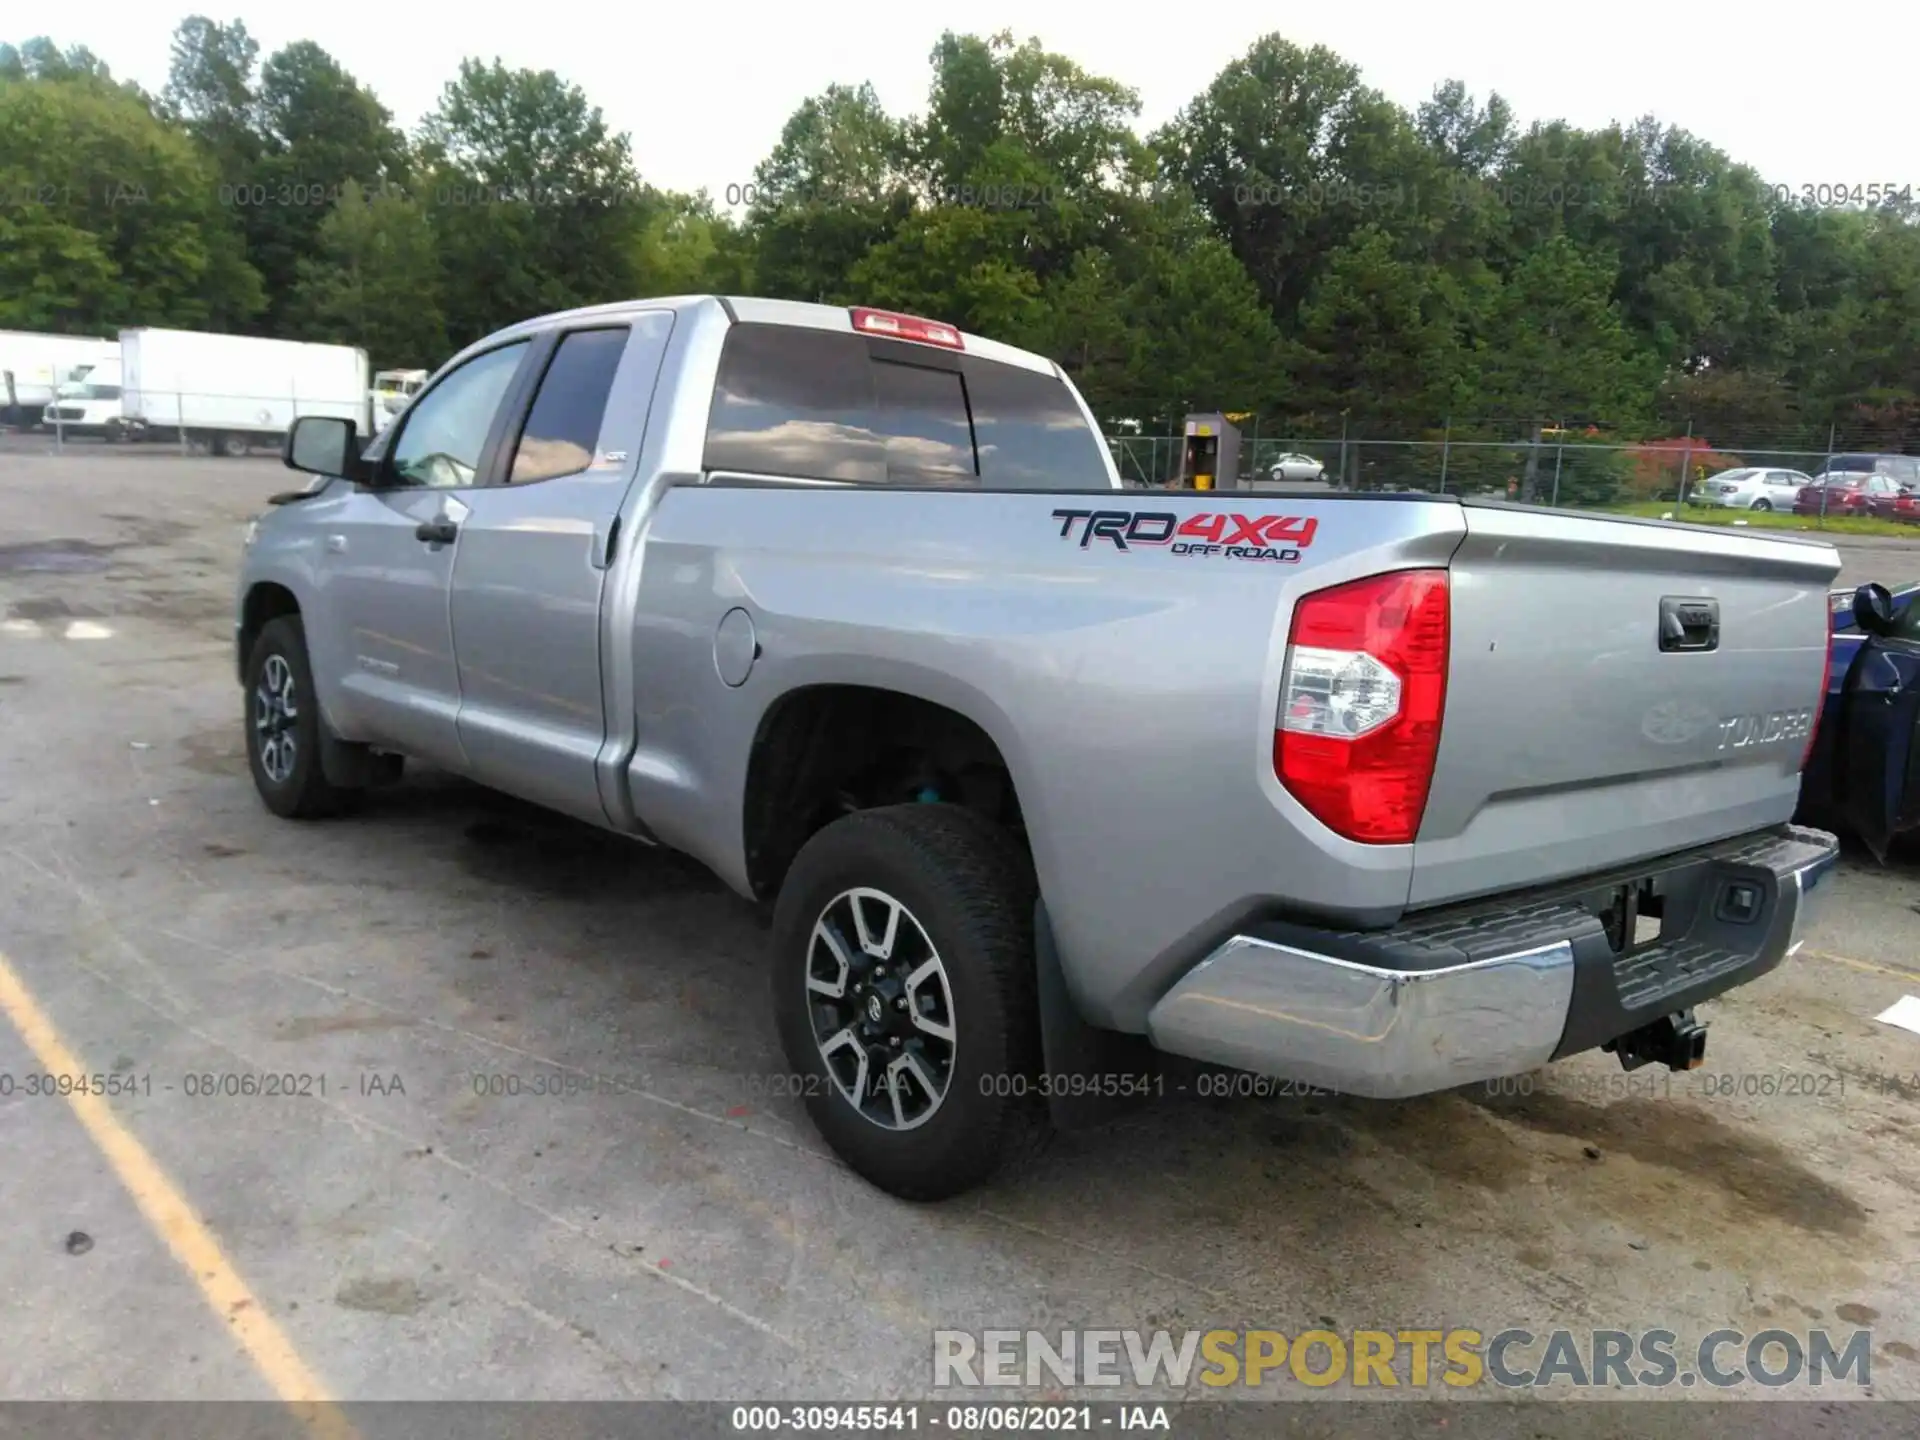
1411 505 1839 907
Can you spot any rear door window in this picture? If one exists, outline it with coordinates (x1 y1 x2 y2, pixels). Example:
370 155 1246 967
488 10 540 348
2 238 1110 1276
508 326 629 484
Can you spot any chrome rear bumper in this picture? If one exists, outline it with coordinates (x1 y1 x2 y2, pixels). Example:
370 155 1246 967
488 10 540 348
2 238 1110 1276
1145 825 1839 1098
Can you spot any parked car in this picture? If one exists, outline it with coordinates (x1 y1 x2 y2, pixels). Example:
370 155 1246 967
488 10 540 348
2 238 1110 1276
1799 581 1920 857
1793 472 1914 519
238 294 1840 1200
1700 467 1812 511
1266 452 1326 482
1825 452 1920 487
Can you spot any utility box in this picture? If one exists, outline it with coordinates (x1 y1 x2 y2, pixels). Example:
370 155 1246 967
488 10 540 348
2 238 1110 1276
1173 413 1242 490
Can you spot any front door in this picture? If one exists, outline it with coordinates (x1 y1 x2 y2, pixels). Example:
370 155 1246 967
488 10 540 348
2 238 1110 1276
1836 593 1920 860
312 339 532 770
448 313 675 823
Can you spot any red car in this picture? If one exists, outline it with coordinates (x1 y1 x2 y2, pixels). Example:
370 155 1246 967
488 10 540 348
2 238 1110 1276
1793 472 1914 519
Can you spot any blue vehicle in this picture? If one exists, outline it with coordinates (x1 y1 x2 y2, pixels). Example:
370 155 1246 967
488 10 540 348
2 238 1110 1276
1799 580 1920 857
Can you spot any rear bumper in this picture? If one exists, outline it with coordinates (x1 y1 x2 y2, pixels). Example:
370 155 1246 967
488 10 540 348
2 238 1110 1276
1144 824 1839 1098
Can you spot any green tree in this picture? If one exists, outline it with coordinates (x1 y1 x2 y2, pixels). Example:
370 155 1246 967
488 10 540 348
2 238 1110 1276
1293 225 1474 427
1152 35 1435 317
1416 80 1513 176
635 190 753 295
1 37 118 84
162 15 260 179
417 58 649 345
245 41 408 329
286 180 445 367
848 204 1044 341
912 30 1144 278
1470 236 1658 499
745 82 913 303
0 72 263 331
1115 231 1286 431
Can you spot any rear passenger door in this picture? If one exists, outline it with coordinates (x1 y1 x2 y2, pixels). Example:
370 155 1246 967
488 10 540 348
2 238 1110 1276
448 312 676 823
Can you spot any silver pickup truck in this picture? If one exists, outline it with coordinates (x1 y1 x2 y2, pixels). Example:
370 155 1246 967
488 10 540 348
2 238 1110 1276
238 295 1842 1199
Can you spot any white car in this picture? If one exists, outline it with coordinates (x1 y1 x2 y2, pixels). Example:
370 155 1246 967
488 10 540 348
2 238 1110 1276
1266 452 1326 482
1699 467 1812 511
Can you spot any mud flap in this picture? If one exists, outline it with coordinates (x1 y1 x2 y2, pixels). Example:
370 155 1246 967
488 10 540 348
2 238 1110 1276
1035 900 1162 1130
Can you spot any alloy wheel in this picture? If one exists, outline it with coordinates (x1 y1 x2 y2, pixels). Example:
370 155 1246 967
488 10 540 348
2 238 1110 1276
253 653 299 785
805 887 957 1131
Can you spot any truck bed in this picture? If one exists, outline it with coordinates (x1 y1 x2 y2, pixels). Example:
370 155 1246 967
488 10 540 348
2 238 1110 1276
622 483 1838 1032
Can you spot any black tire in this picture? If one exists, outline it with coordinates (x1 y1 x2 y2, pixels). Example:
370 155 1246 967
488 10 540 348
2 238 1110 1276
771 804 1047 1200
1751 499 1771 512
244 615 351 819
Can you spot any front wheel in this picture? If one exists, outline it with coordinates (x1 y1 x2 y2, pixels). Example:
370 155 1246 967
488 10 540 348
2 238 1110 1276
245 615 352 819
770 804 1047 1200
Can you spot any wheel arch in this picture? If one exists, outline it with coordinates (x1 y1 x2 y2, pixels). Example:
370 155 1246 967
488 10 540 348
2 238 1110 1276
740 681 1037 906
238 580 303 683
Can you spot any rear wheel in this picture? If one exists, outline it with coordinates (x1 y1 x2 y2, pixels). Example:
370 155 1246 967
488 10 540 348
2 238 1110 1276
1751 498 1771 512
771 804 1046 1200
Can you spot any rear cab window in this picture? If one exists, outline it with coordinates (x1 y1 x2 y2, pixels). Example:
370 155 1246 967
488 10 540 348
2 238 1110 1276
702 321 1110 490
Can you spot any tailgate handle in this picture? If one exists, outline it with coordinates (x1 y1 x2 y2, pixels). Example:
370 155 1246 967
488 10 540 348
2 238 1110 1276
1659 596 1719 652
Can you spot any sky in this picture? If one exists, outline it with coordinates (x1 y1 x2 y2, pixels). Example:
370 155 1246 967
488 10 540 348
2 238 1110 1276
49 1 1920 201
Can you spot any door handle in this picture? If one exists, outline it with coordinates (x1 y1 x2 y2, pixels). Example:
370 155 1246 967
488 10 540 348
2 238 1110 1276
415 517 459 546
590 513 621 570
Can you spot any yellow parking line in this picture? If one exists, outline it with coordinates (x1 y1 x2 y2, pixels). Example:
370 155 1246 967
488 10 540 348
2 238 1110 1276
1803 948 1920 985
0 948 355 1439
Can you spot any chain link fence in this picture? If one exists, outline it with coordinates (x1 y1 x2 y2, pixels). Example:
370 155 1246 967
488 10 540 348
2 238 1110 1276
1108 425 1920 528
3 386 384 459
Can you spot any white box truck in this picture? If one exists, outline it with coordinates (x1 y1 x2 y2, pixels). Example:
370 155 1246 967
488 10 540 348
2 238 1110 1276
117 328 370 456
0 330 118 425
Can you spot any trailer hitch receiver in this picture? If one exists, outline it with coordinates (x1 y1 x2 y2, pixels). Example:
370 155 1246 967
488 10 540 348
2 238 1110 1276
1605 1008 1708 1072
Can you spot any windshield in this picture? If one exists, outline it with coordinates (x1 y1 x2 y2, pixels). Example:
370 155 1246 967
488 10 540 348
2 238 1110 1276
56 383 121 401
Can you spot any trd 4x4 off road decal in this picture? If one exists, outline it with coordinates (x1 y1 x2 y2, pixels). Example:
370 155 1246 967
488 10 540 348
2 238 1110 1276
1052 509 1318 563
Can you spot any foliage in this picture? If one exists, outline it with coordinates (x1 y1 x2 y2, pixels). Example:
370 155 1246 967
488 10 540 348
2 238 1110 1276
0 64 262 330
416 58 651 347
5 22 1918 456
286 181 445 368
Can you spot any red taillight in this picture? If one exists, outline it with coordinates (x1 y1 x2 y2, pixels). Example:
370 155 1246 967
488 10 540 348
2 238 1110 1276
850 307 964 350
1274 569 1450 844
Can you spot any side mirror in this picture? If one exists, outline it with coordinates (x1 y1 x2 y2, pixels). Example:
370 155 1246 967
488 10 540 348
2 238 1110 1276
284 415 366 482
1853 582 1896 636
